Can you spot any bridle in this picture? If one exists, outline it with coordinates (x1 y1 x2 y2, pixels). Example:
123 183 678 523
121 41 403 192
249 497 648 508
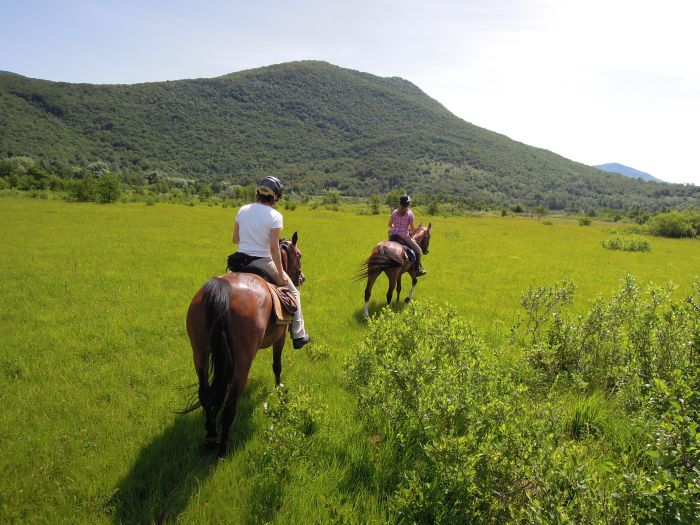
280 239 305 286
411 225 431 254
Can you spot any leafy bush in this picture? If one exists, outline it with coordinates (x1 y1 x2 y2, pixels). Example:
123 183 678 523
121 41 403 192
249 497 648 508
514 275 698 392
578 216 592 226
602 235 651 252
345 279 700 522
347 302 545 523
649 210 699 238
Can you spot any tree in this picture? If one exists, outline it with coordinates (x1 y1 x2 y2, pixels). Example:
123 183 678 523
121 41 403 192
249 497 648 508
95 174 122 203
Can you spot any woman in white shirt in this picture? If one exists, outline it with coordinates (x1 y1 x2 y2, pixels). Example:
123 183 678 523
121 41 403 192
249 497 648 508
232 176 311 349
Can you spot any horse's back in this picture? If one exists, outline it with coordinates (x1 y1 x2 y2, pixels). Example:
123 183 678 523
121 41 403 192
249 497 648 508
372 240 405 258
189 273 274 332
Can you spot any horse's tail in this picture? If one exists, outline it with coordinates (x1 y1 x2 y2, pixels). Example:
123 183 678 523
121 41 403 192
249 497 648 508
354 246 404 282
181 277 233 414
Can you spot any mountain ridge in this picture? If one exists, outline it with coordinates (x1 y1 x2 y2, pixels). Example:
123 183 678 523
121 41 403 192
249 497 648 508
1 60 697 210
595 163 664 183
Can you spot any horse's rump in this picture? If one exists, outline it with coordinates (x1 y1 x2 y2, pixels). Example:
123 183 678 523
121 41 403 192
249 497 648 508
354 241 407 281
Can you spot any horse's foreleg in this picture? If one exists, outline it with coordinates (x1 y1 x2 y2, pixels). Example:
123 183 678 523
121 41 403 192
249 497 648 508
396 272 402 303
405 271 418 303
272 336 284 386
363 272 379 319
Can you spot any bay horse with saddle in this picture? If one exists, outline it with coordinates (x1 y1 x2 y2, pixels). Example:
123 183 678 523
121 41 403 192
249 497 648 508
184 176 308 457
184 233 304 458
357 223 432 319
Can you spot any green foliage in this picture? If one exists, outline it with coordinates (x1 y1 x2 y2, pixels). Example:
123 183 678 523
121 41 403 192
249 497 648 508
348 279 700 523
649 209 700 238
347 302 538 523
515 274 698 393
578 216 592 226
602 235 652 252
321 189 339 205
369 194 381 215
3 59 700 211
95 173 122 203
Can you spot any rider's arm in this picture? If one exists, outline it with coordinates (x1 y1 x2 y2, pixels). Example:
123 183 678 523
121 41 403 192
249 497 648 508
269 227 287 285
387 211 394 229
408 217 415 234
232 222 240 245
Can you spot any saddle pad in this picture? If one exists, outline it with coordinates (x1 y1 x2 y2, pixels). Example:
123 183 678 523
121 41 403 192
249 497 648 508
264 281 297 325
404 246 417 262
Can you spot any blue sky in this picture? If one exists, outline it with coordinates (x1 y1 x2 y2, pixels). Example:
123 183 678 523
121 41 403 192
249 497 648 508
2 0 699 185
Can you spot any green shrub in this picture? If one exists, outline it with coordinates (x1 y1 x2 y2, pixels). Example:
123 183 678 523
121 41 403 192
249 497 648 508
602 235 651 252
649 210 698 238
578 216 592 226
347 302 542 523
95 174 122 203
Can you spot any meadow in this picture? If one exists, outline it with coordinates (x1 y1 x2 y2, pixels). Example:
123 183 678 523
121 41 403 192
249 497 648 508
1 197 699 523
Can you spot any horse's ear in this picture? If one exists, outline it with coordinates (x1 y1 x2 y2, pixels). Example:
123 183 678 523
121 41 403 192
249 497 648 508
418 223 423 228
428 222 432 230
292 231 298 245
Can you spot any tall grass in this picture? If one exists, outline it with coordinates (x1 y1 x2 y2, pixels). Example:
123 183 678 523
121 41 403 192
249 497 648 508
1 198 699 523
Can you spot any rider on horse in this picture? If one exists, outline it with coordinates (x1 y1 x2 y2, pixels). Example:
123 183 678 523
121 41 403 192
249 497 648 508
233 176 311 349
388 194 427 276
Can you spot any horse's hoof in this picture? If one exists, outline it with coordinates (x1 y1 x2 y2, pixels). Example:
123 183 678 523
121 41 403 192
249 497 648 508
204 436 219 449
404 297 411 303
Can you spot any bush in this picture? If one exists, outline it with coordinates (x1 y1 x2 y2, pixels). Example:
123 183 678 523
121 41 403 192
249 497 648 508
649 210 698 238
602 235 652 252
578 216 592 226
347 302 542 523
321 190 339 205
95 173 122 203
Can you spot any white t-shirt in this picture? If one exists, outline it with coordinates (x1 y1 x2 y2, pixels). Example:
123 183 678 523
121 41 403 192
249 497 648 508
235 203 283 257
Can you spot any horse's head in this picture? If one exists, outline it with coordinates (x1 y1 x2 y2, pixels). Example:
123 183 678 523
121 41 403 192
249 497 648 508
280 231 305 287
412 223 432 255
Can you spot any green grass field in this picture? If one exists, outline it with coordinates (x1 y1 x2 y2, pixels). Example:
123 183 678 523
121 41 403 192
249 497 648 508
1 197 699 523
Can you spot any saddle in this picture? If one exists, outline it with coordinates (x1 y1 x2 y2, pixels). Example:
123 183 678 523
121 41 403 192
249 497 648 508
226 253 297 325
388 235 417 262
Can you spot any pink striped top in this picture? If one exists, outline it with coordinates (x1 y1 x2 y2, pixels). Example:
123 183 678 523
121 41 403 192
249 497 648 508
389 209 414 237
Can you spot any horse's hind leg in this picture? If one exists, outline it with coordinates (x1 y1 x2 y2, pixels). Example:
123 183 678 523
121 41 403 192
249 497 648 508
396 272 402 303
363 272 379 319
188 307 218 446
218 353 253 458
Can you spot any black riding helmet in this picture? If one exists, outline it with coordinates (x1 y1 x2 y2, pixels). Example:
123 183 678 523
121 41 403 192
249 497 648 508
399 194 411 207
256 176 283 201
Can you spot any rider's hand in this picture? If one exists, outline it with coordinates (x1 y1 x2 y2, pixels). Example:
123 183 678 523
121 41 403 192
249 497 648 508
278 274 288 286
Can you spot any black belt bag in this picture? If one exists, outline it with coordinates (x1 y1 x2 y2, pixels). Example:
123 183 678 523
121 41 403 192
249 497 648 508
227 252 262 272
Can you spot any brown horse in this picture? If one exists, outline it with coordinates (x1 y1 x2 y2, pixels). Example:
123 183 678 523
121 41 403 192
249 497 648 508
184 233 304 457
357 223 431 319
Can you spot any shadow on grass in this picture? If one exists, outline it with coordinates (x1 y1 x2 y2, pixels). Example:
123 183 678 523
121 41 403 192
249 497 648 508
352 300 409 325
111 379 265 524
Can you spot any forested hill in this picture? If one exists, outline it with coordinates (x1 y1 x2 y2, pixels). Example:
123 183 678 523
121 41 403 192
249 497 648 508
1 61 697 210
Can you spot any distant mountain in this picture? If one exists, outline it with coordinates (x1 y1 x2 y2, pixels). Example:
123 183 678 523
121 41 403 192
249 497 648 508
1 61 697 210
595 163 664 183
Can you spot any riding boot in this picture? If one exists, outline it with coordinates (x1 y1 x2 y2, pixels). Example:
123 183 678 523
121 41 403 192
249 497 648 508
415 254 427 276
